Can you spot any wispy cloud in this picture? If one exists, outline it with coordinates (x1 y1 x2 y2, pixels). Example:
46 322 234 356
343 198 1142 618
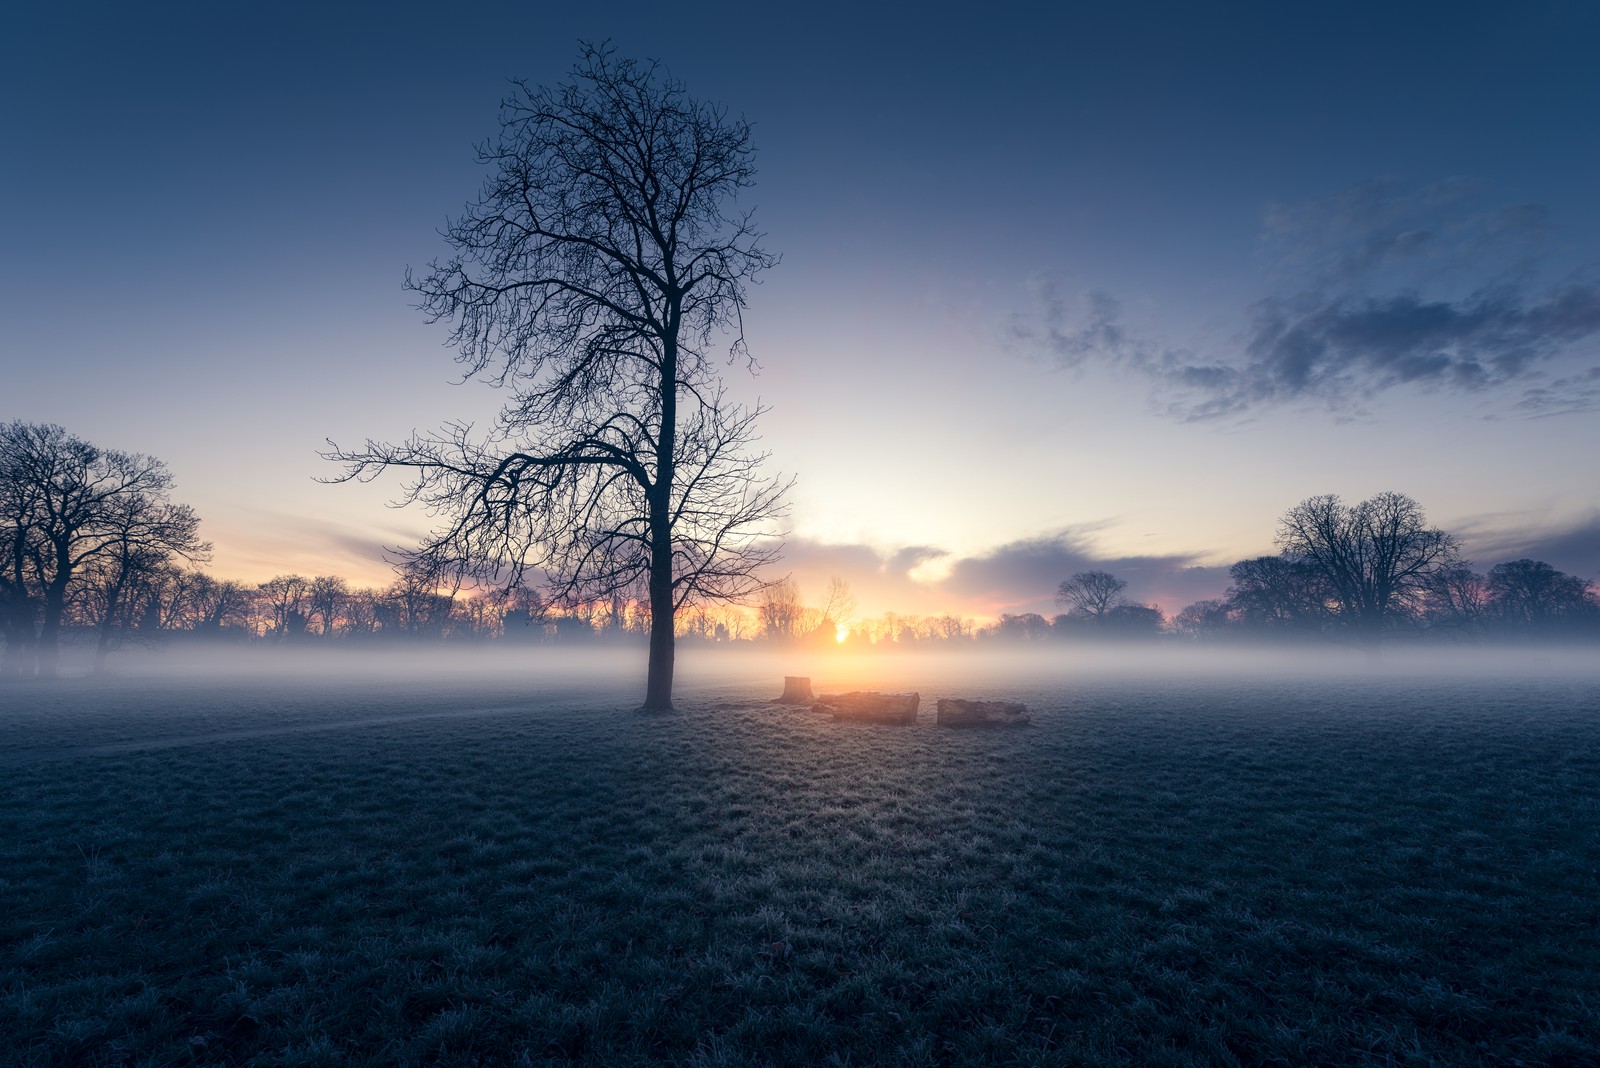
1456 513 1600 580
1013 179 1600 420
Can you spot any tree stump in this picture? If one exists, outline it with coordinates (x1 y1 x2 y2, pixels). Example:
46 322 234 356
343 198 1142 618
936 699 1031 727
774 676 814 704
815 691 919 725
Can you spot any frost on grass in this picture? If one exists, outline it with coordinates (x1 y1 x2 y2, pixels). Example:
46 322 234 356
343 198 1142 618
1 646 1597 1066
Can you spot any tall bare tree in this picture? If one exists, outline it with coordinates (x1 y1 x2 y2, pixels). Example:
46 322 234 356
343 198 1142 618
1276 491 1458 641
327 44 787 709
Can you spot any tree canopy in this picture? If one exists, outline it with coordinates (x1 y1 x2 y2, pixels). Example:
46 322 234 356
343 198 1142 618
328 44 788 709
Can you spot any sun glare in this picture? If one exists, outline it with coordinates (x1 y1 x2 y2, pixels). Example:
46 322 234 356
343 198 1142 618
835 623 850 644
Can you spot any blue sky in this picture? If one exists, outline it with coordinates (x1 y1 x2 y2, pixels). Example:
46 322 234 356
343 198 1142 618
5 1 1598 619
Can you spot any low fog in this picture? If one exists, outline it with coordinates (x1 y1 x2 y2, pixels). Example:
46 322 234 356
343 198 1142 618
9 639 1597 695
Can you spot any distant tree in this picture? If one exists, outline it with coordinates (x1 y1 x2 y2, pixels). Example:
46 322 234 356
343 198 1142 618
818 577 857 631
759 577 805 641
987 612 1053 641
184 574 255 634
1056 570 1128 620
1486 559 1596 633
1103 603 1164 636
77 540 197 670
1173 599 1233 640
325 44 788 710
343 587 384 637
926 614 973 642
1276 492 1458 642
0 422 208 676
499 585 546 643
1225 555 1331 634
307 575 350 637
385 565 455 638
0 438 42 675
259 574 311 639
1419 564 1490 637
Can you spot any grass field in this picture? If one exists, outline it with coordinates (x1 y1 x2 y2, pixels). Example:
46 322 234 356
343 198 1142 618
2 648 1597 1066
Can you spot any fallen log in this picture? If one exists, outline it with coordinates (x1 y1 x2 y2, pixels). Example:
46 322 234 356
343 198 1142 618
773 676 815 704
815 691 920 725
935 699 1031 728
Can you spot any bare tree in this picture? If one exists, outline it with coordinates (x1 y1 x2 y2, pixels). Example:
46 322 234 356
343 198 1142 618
258 574 311 639
307 575 350 637
326 44 787 709
385 564 456 638
758 576 805 641
1419 564 1490 636
1173 599 1233 640
184 573 255 634
1276 492 1459 641
1225 555 1332 633
1486 559 1596 631
818 577 857 631
1056 570 1128 620
0 422 209 676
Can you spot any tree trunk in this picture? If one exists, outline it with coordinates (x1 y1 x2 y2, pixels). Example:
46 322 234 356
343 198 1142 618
37 582 66 679
642 337 679 712
643 487 675 710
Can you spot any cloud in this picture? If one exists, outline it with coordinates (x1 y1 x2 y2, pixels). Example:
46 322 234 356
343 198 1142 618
212 507 428 587
1013 179 1600 420
1007 279 1140 370
1514 366 1600 417
1457 513 1600 581
1174 282 1600 417
777 530 1236 620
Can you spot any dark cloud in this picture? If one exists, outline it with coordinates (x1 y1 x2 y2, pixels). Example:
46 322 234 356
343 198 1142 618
1014 180 1600 419
1180 282 1600 416
939 534 1233 617
1459 514 1600 581
779 531 1235 620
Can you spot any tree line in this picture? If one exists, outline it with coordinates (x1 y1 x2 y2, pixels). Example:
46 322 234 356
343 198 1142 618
7 423 1594 678
1048 492 1599 646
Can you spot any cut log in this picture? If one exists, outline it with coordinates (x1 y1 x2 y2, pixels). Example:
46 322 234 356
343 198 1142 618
936 699 1031 728
774 676 814 704
815 691 919 725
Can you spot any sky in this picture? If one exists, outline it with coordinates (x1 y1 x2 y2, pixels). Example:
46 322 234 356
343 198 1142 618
5 0 1599 622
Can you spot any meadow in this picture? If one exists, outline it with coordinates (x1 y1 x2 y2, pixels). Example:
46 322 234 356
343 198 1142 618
2 647 1597 1066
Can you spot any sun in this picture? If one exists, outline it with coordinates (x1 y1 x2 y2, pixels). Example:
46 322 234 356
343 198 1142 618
835 623 850 644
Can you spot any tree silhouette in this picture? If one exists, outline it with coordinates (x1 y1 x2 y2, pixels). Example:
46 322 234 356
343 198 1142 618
1225 555 1332 634
0 422 208 676
1487 559 1596 632
1276 492 1458 643
327 44 787 709
1056 570 1127 619
758 577 804 641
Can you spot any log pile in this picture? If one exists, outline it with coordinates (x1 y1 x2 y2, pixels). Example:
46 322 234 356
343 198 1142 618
814 691 920 725
935 699 1031 728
